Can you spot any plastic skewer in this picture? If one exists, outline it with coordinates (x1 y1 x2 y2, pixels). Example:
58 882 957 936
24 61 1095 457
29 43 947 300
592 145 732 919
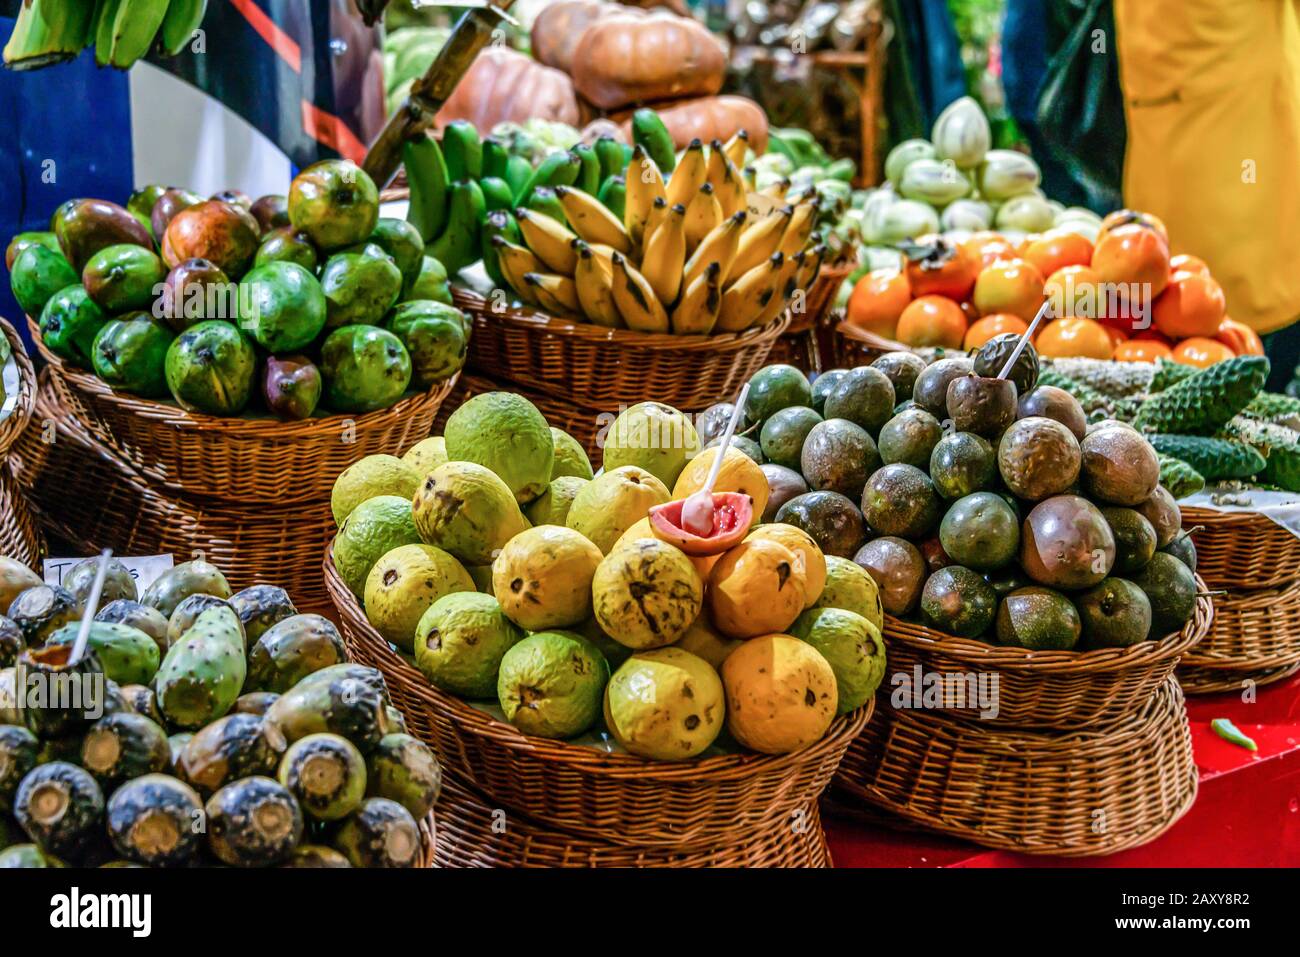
69 549 113 665
681 383 751 536
996 299 1054 381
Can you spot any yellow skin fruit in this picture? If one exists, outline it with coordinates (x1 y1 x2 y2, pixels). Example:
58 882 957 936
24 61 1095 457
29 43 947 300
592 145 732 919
330 454 420 526
363 543 475 651
592 539 703 650
707 538 808 639
672 447 769 526
672 618 743 670
400 437 447 479
604 647 724 760
721 634 837 754
811 556 884 632
566 465 670 555
492 525 603 632
744 524 827 608
0 557 43 614
615 516 720 581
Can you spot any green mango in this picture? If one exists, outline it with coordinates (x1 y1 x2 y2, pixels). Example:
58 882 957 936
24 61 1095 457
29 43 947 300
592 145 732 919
402 255 451 304
164 320 256 416
82 243 166 314
126 185 169 228
320 325 412 413
254 227 319 272
38 285 107 368
52 198 152 272
5 231 60 271
321 245 404 329
287 159 379 252
361 218 425 282
10 244 77 317
91 314 175 398
386 300 468 388
239 260 326 353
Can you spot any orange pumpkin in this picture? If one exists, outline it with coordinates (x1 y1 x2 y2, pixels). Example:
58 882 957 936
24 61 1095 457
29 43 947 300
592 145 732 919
1114 339 1173 362
1172 337 1235 368
1216 317 1265 356
1035 317 1114 360
437 47 580 131
964 314 1028 350
1152 271 1227 339
972 258 1045 323
846 269 911 338
572 12 726 110
896 295 967 349
616 95 768 153
530 0 622 74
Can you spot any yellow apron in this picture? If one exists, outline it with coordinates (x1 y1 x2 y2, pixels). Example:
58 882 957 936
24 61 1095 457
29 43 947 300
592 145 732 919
1115 0 1300 334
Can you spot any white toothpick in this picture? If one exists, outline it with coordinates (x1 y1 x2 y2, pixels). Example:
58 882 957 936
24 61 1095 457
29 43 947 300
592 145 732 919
996 299 1054 381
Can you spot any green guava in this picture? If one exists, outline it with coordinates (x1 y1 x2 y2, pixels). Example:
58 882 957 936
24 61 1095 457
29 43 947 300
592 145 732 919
442 392 553 504
550 428 593 480
524 476 588 527
566 466 670 554
401 436 448 478
331 454 421 526
364 543 475 651
601 402 700 489
334 495 422 597
604 648 724 760
413 592 522 698
789 606 886 714
411 461 529 566
319 325 412 414
497 631 608 739
810 555 885 631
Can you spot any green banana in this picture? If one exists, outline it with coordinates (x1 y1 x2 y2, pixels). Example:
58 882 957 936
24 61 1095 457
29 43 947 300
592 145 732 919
480 210 521 289
598 174 626 221
631 109 676 174
515 151 581 206
159 0 207 56
526 187 568 227
595 136 628 183
404 135 450 243
572 144 602 195
823 158 856 182
479 176 515 213
441 120 482 182
429 180 486 275
3 0 97 69
503 155 534 201
481 137 510 180
97 0 171 69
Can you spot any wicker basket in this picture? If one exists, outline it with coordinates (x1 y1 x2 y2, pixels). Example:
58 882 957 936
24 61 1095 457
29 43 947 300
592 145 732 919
881 583 1212 729
0 317 42 564
13 374 338 616
1175 580 1300 693
435 773 830 868
1182 506 1300 591
433 370 611 464
0 317 36 457
417 813 437 867
456 288 788 410
325 549 871 851
764 262 855 374
28 316 456 505
831 319 912 368
836 677 1197 856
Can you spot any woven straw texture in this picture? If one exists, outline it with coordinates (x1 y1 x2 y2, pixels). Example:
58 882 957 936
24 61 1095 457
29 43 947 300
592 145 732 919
28 316 456 505
881 583 1212 729
456 288 788 409
832 320 913 368
0 317 35 456
434 773 831 868
0 318 42 564
836 677 1197 856
1176 579 1300 692
14 374 338 616
418 814 436 867
326 548 870 851
1182 505 1300 591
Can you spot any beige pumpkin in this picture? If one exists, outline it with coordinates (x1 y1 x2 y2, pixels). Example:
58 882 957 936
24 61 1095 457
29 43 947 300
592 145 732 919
435 47 580 132
571 12 726 111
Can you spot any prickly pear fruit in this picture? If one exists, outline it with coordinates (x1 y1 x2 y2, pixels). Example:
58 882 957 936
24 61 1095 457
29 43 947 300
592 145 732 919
265 672 390 754
153 607 247 730
205 776 303 867
246 614 347 694
228 585 298 644
180 712 287 795
140 560 232 619
106 774 204 867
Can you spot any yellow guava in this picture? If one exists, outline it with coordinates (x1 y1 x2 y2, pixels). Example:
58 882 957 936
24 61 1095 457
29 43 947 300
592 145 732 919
707 538 808 639
721 634 837 754
491 525 603 631
603 647 724 760
592 538 703 649
744 523 827 607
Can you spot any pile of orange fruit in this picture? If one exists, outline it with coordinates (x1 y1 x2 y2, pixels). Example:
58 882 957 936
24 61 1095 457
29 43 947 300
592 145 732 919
845 209 1264 367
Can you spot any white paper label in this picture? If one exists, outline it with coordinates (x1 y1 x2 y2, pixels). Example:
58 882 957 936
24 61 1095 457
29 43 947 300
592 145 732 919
43 555 176 594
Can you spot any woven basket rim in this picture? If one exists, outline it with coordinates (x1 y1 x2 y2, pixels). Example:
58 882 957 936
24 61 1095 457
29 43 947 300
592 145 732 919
833 320 913 353
0 316 36 455
883 579 1212 675
1182 504 1300 528
26 314 458 440
453 288 792 352
325 543 872 781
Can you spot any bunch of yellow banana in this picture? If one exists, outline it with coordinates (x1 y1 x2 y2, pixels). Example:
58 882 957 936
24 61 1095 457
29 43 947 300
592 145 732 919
493 132 828 336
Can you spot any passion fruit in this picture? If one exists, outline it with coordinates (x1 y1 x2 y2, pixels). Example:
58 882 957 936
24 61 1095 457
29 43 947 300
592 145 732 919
1079 427 1160 506
1130 552 1197 636
871 352 929 405
1101 507 1158 574
995 586 1082 650
912 357 974 418
929 431 997 499
823 366 897 435
972 332 1039 396
1016 385 1087 441
1135 485 1181 548
853 536 926 616
861 464 942 539
759 464 809 523
1020 494 1116 590
877 408 944 468
997 416 1082 500
920 566 997 638
938 492 1019 571
1076 578 1153 648
810 370 848 415
648 492 753 556
800 419 880 500
946 374 1018 437
775 492 868 559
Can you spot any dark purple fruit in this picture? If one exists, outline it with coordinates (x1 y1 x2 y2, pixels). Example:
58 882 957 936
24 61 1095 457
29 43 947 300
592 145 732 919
800 419 880 500
251 195 291 232
759 464 809 523
997 416 1082 501
1080 427 1160 506
912 356 973 417
972 332 1039 396
861 464 941 538
1135 486 1181 548
263 355 323 421
1020 494 1116 590
774 491 867 558
159 258 232 333
1017 385 1087 441
823 366 896 435
946 374 1017 437
920 566 997 637
871 352 928 404
853 536 926 616
996 586 1082 649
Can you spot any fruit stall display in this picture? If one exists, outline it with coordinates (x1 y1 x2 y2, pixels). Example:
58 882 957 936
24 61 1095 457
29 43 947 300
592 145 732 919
0 319 42 567
689 344 1209 853
0 556 439 868
8 159 468 612
322 390 880 863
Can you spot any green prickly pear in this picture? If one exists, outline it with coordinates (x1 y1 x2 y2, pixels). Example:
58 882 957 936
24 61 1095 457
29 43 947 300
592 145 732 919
153 607 246 730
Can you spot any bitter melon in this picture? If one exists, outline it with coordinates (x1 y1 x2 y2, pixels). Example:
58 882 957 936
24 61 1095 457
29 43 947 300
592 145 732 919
1219 416 1300 492
1045 357 1154 398
1147 358 1198 394
1035 369 1139 421
1148 434 1266 481
1156 453 1206 499
1243 391 1300 424
1132 355 1269 436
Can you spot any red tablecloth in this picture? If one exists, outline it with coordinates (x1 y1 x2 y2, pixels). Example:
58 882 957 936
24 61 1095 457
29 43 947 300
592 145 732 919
825 673 1300 867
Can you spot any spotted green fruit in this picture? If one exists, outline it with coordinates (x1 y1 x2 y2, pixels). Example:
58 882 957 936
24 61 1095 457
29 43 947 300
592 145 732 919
319 325 412 414
333 496 422 598
443 392 553 504
549 428 594 480
331 454 421 526
413 592 522 698
278 733 367 821
497 631 608 739
789 607 886 714
400 436 447 478
364 544 475 651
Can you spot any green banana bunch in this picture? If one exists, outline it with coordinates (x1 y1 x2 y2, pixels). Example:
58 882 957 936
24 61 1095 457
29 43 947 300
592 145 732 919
3 0 97 70
159 0 208 57
95 0 170 69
